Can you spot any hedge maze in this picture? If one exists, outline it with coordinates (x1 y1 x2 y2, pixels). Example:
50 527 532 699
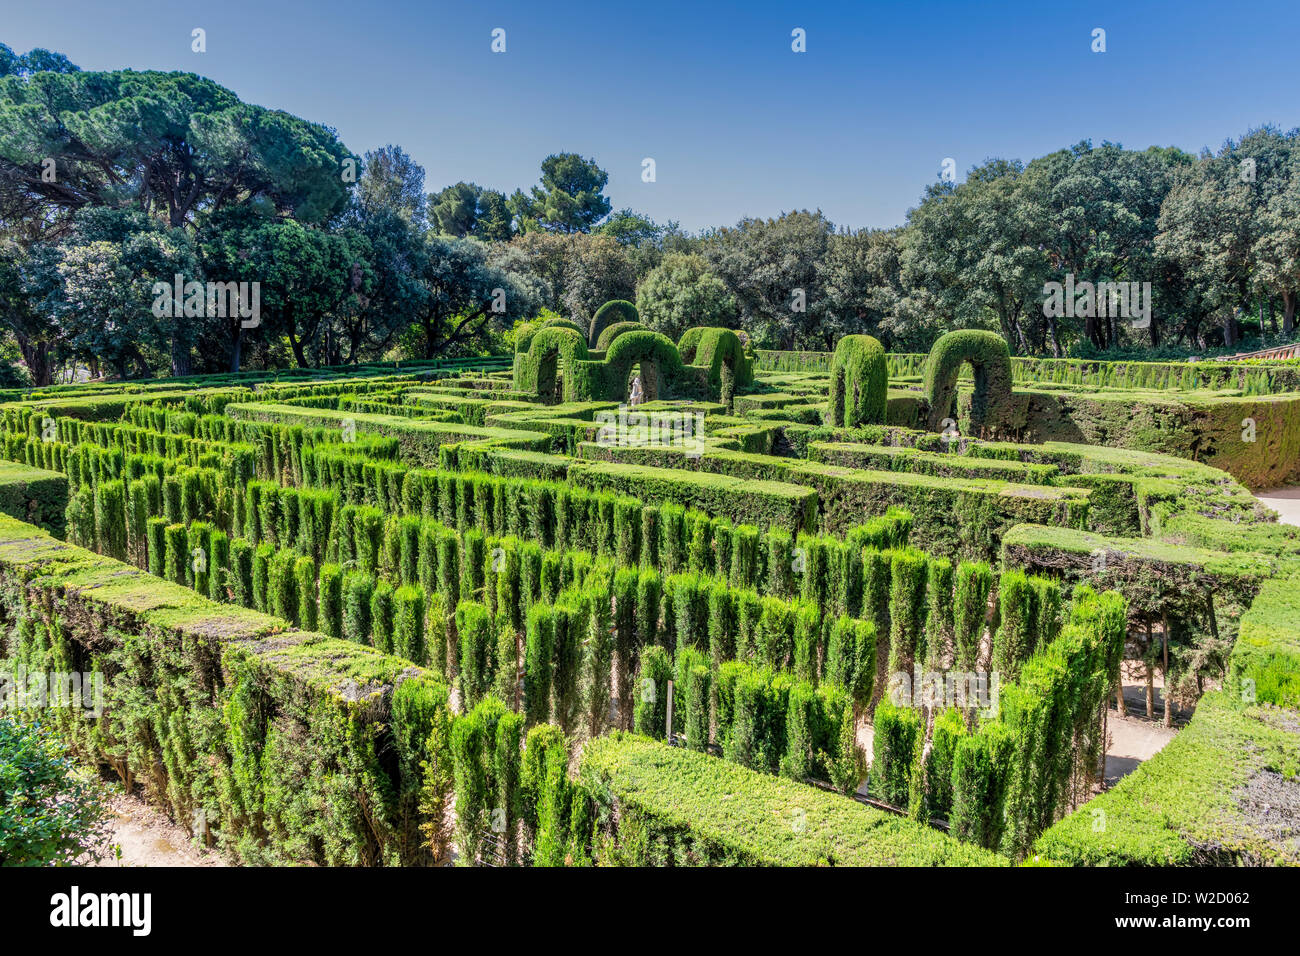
1 320 1298 867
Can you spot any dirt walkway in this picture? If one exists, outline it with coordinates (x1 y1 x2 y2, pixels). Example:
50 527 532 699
89 791 229 867
1256 486 1300 527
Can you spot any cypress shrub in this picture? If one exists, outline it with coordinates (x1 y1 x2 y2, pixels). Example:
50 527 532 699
533 733 573 867
950 721 1013 850
670 573 709 652
730 523 760 589
724 665 766 770
343 572 375 644
821 683 864 794
636 568 663 651
417 521 438 597
583 574 613 740
187 521 212 592
520 723 566 843
551 602 583 734
435 526 459 603
493 621 519 708
824 616 876 709
871 700 920 807
252 542 275 613
230 538 254 607
540 550 562 604
887 549 928 674
707 580 735 669
450 705 489 865
394 585 426 664
524 605 555 726
756 596 794 671
614 496 640 566
93 479 128 561
494 540 522 631
632 644 672 740
519 541 543 607
685 664 712 752
318 563 343 638
659 503 685 574
734 590 763 660
925 707 967 821
715 660 746 744
782 680 819 780
993 569 1037 682
639 504 659 568
295 556 318 630
456 600 494 708
612 568 639 731
207 529 229 602
370 580 395 652
925 557 955 669
493 710 524 865
147 516 167 577
125 479 151 568
953 561 992 670
163 523 187 585
673 645 708 738
686 510 711 574
792 601 821 684
765 527 794 597
460 529 485 603
269 549 299 625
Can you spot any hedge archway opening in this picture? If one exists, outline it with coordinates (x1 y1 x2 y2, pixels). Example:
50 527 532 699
923 330 1016 435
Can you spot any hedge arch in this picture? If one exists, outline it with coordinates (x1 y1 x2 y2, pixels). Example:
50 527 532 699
595 321 647 351
589 300 639 347
828 334 888 427
594 330 683 403
514 318 586 358
923 330 1016 434
515 326 589 404
681 327 753 405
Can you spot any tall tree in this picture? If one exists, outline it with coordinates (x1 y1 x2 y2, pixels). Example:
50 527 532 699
509 154 611 234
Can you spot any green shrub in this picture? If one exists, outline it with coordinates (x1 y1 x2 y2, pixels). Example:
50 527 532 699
871 700 920 807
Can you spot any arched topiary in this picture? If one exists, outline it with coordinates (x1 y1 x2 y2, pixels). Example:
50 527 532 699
589 300 639 347
681 327 753 405
595 321 646 351
515 318 584 356
828 335 888 427
923 329 1015 434
515 327 589 403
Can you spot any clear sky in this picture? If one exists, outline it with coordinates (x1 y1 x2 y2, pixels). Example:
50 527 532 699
3 0 1297 231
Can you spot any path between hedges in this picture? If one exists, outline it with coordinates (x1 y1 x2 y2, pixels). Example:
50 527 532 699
90 790 228 867
1256 486 1300 527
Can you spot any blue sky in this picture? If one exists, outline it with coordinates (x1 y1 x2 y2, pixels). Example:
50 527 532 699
3 0 1297 231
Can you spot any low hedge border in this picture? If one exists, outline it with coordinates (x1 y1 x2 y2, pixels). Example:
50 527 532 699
579 732 1004 866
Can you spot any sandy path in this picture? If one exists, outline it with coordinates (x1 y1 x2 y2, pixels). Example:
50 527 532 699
89 791 229 867
1256 486 1300 526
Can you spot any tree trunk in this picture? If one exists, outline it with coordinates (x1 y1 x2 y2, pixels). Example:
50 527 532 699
1144 619 1154 718
229 324 243 374
1283 291 1296 336
1162 614 1173 728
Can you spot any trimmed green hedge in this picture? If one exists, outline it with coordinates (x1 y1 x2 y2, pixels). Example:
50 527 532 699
828 335 887 427
0 513 449 866
578 733 1003 865
923 330 1017 435
0 460 68 537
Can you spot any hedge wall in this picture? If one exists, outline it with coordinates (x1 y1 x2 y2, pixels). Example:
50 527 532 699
578 733 1003 865
0 513 449 866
